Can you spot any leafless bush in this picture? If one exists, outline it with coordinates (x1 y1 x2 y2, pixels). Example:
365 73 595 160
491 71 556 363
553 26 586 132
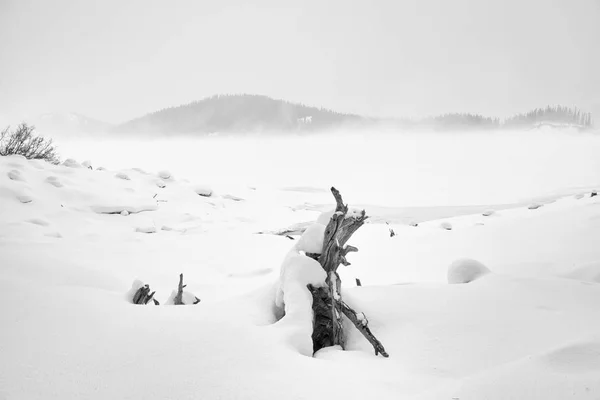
0 123 60 163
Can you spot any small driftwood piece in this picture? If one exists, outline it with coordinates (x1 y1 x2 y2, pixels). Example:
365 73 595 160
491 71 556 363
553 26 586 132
174 273 200 305
174 273 186 305
386 222 396 237
308 187 387 357
341 302 389 357
133 284 158 305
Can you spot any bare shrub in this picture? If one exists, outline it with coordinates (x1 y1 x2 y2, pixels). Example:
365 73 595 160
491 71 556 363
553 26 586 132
0 123 60 163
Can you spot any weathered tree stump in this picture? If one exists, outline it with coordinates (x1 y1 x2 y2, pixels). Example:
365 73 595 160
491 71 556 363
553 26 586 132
174 273 186 305
386 222 396 237
174 273 200 305
308 187 388 357
133 284 159 305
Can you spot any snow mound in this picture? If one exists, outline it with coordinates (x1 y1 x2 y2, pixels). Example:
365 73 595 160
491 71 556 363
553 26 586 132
164 290 200 305
16 193 33 203
81 160 92 169
115 172 130 180
222 194 244 202
26 218 50 226
44 231 62 238
540 337 600 373
448 258 491 284
121 210 130 216
45 176 63 187
295 223 325 254
574 193 585 200
155 180 166 188
528 203 543 210
440 221 453 230
193 184 213 197
158 170 172 180
135 226 156 234
7 170 24 181
125 280 146 303
274 248 327 355
132 167 148 174
91 202 158 214
563 262 600 283
482 209 495 216
62 158 81 168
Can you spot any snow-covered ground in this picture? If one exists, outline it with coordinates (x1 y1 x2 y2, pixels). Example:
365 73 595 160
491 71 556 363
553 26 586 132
1 130 600 399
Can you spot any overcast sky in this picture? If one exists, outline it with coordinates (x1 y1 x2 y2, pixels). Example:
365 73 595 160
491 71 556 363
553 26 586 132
0 0 598 124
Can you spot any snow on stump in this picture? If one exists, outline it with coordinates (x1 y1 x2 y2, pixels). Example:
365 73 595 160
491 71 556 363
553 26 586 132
62 158 81 168
482 209 495 217
7 170 24 181
440 221 453 230
82 160 92 169
274 249 327 356
408 221 419 227
193 184 213 197
295 223 326 255
121 210 130 216
448 258 491 284
115 172 130 180
135 226 156 234
528 203 543 210
156 180 166 188
158 170 172 180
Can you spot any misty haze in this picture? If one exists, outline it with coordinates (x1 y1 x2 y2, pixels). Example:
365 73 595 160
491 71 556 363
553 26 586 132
1 1 600 399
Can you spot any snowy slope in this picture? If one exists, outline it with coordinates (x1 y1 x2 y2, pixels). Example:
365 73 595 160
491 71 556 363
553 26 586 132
1 131 600 399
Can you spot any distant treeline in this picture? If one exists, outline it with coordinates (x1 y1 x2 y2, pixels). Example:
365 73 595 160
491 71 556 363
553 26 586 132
115 94 362 134
422 105 593 131
113 95 594 135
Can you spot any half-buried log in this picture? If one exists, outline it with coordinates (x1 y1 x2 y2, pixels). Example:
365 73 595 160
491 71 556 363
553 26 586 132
308 187 388 357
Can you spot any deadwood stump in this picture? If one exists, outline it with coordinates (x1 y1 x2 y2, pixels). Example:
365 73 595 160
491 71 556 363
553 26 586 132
174 273 201 305
308 187 389 357
133 284 159 305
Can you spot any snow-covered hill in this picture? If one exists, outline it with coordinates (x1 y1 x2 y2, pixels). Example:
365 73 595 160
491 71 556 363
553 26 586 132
1 131 600 399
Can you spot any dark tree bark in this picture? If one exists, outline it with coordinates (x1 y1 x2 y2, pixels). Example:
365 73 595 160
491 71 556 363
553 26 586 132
174 273 186 305
132 284 159 305
386 222 396 237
